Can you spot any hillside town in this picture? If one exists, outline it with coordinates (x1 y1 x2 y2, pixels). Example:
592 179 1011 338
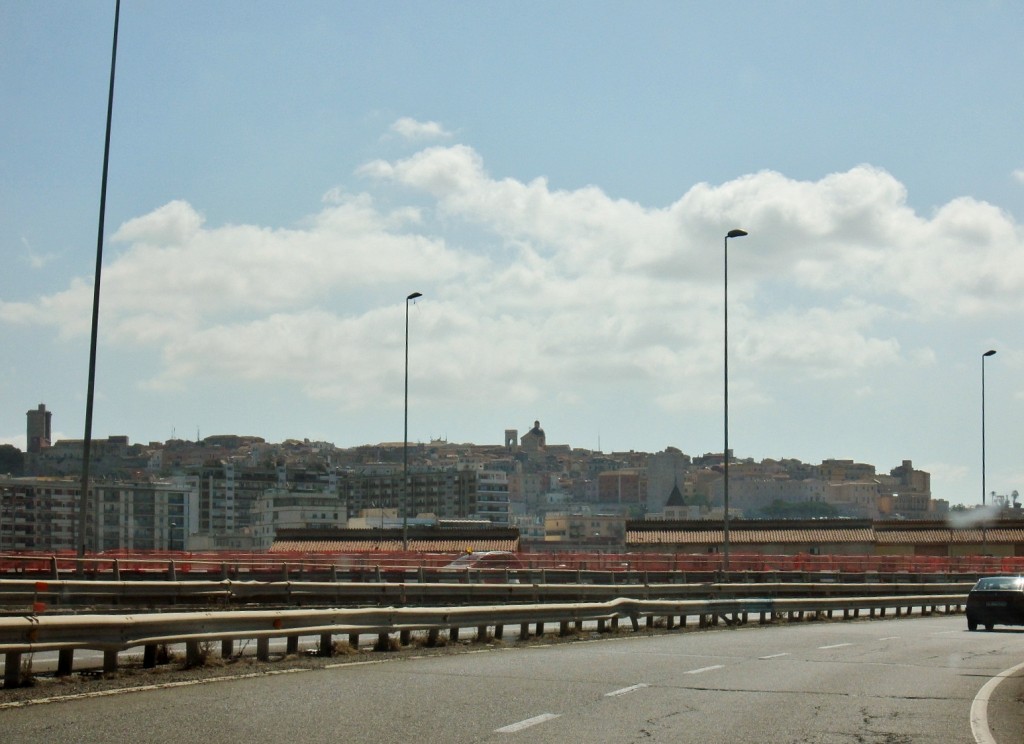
6 402 1013 555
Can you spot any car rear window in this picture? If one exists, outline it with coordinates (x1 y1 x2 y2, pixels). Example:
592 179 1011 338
974 577 1024 591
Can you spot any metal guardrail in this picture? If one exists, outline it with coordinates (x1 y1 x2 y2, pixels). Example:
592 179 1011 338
0 578 976 609
0 593 966 688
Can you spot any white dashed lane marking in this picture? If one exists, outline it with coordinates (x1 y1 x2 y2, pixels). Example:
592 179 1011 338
495 713 561 733
605 683 649 697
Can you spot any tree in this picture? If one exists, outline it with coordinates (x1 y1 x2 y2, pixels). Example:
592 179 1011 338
0 444 24 476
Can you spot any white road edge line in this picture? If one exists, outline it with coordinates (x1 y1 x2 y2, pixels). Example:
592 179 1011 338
606 683 649 697
495 713 561 733
818 643 853 649
759 653 790 660
971 659 1024 744
685 665 725 674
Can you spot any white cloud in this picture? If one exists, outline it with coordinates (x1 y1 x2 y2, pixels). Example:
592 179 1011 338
0 434 27 450
388 117 453 142
4 139 1022 421
1013 168 1024 185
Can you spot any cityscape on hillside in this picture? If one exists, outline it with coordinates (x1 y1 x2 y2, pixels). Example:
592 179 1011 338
4 402 1020 555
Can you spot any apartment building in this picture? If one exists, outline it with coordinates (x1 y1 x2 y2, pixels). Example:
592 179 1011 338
0 475 197 551
251 486 346 550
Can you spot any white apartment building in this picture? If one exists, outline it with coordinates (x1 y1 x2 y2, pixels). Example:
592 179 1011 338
250 486 346 550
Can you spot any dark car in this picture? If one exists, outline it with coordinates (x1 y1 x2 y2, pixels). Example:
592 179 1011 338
966 576 1024 631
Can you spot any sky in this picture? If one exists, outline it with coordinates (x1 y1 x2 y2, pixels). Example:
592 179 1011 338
1 1 1022 507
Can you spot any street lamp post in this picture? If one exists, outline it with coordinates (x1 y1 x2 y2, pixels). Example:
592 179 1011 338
981 349 996 556
723 228 748 574
402 291 422 551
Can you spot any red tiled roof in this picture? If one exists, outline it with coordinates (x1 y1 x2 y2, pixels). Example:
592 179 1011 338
628 528 873 545
269 538 518 553
876 528 1024 544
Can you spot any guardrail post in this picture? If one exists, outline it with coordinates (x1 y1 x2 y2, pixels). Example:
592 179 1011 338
103 650 118 675
4 651 22 687
58 648 75 675
535 622 544 637
418 566 425 583
597 619 606 632
494 624 504 640
477 625 488 641
374 565 381 582
143 645 157 668
50 555 60 580
221 563 229 580
450 627 460 642
399 630 411 646
611 616 619 630
519 623 530 640
666 615 675 630
427 628 439 646
645 616 653 629
221 639 234 658
287 636 299 654
629 614 640 632
559 621 570 636
319 633 334 656
348 633 359 648
257 637 270 661
112 559 121 581
185 641 201 666
167 560 177 582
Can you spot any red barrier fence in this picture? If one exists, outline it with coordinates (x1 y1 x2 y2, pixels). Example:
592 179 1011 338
1 549 1023 577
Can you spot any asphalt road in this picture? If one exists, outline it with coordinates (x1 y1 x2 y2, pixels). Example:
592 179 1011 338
2 615 1022 743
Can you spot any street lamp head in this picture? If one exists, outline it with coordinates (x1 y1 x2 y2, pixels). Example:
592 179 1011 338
407 291 423 301
726 229 748 239
983 349 997 357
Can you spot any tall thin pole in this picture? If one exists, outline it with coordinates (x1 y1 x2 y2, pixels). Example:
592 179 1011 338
722 229 747 573
79 0 121 557
402 291 422 551
981 349 996 557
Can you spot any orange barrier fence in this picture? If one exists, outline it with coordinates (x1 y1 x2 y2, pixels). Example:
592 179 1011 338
2 549 1024 577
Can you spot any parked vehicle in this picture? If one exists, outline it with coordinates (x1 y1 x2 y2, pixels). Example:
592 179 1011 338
966 576 1024 631
441 551 523 582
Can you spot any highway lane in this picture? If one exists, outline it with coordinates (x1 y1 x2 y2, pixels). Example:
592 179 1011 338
2 615 1022 743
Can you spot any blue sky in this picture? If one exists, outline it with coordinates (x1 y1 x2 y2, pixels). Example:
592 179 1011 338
1 1 1022 506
